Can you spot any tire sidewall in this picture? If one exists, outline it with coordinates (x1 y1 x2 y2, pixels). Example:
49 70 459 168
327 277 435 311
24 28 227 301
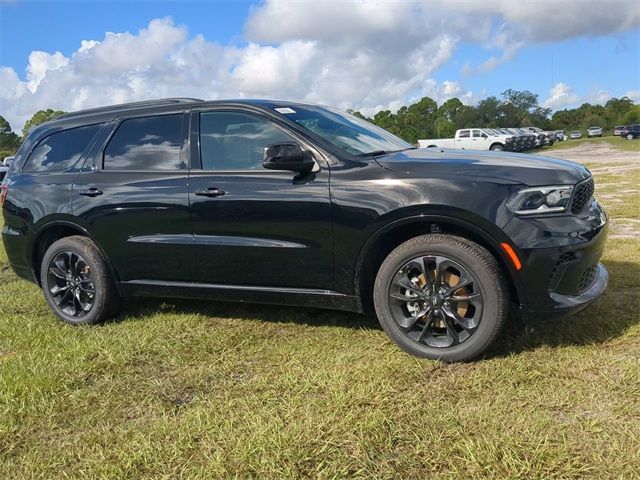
374 236 505 362
40 238 108 325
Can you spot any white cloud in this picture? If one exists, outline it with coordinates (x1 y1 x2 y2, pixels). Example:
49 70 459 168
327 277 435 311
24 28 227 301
543 84 631 110
1 1 639 131
542 82 581 109
587 89 612 105
624 90 640 102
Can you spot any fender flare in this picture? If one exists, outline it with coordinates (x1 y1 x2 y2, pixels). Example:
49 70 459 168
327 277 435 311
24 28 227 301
353 213 525 306
31 219 119 285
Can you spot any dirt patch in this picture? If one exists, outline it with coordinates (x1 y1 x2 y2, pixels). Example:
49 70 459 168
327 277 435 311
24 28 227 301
541 142 640 171
537 143 640 239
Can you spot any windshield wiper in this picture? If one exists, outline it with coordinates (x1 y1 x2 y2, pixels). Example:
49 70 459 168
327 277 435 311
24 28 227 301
357 150 389 157
357 147 416 157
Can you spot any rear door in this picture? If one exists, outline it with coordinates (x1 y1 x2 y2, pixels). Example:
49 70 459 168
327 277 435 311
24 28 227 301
72 112 192 282
471 129 488 149
188 108 333 289
456 129 472 149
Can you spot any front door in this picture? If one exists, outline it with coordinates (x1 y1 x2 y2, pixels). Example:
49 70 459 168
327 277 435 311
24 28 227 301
73 112 192 282
188 109 333 289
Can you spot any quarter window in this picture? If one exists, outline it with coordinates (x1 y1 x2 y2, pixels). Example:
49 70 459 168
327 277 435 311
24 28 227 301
24 124 101 172
200 111 296 170
104 114 184 170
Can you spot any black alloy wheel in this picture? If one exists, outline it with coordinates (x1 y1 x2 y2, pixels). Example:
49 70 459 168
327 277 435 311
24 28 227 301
388 254 482 348
47 251 96 318
41 236 121 325
373 234 509 362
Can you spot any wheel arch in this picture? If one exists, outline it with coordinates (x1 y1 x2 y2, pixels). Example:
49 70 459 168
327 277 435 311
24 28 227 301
354 214 524 313
490 142 504 150
31 220 118 286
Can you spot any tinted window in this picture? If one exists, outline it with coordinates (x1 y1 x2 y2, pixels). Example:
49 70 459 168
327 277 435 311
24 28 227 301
273 106 413 156
104 114 184 170
458 130 470 138
200 112 295 170
24 124 101 172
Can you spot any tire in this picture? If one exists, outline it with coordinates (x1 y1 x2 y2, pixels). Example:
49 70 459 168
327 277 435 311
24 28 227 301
627 134 633 140
490 144 504 151
40 235 121 325
373 234 508 362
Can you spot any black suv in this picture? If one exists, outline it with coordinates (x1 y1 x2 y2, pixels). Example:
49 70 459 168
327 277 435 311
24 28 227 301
1 99 608 362
620 124 640 140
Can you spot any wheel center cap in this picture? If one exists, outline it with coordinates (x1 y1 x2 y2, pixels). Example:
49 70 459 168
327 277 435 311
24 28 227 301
431 296 441 306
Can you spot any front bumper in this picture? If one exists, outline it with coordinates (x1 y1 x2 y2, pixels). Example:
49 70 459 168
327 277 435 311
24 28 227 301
504 199 609 318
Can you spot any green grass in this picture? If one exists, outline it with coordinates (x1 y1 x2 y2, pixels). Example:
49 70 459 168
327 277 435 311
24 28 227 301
1 160 639 478
541 135 640 152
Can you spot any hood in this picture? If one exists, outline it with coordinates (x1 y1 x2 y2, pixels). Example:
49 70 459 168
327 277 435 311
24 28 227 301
375 148 591 186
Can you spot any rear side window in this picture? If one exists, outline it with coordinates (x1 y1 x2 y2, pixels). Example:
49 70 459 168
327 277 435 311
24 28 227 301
104 114 184 170
458 130 470 138
24 124 101 172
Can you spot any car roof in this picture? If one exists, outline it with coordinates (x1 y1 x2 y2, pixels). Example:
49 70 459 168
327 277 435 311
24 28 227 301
35 98 325 132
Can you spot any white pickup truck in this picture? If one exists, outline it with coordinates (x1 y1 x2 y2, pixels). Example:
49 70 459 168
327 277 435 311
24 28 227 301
418 129 513 151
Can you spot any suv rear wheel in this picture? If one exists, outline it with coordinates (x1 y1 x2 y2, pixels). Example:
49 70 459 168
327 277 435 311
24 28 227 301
41 236 120 325
373 234 508 362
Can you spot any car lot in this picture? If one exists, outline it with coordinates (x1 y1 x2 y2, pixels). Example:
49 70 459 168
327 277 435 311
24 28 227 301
1 142 639 478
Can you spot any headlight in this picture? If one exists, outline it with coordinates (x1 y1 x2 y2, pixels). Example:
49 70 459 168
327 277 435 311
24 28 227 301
507 185 573 215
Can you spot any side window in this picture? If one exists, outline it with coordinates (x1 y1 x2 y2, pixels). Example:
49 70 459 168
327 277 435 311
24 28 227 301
472 130 483 138
24 124 101 172
200 111 296 170
104 114 184 170
458 130 470 138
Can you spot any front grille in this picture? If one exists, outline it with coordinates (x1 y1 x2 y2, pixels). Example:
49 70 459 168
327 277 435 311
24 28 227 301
571 177 595 214
579 265 597 292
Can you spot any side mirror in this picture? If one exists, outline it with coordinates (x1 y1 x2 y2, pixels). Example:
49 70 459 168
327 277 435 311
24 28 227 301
3 156 14 167
262 143 315 173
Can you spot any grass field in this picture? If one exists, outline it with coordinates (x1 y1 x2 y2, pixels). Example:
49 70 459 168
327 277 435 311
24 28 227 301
1 148 639 478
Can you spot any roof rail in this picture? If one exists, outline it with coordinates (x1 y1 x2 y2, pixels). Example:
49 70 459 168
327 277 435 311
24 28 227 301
55 98 204 120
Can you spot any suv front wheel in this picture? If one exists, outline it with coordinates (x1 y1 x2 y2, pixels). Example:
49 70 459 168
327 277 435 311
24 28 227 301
41 236 121 325
373 234 508 362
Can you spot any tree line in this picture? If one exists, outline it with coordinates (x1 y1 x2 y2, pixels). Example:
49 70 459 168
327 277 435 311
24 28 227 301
1 91 639 159
0 109 65 160
350 90 640 144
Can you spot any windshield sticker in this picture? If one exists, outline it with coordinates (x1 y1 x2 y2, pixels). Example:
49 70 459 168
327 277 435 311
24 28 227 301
275 107 296 114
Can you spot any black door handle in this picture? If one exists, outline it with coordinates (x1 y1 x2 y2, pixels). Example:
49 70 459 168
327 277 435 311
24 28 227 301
195 187 226 197
78 188 103 197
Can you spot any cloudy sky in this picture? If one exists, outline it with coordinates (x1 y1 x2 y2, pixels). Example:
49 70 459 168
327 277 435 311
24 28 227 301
1 0 639 131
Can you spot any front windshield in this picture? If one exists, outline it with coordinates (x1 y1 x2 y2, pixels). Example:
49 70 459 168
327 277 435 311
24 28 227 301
273 105 413 156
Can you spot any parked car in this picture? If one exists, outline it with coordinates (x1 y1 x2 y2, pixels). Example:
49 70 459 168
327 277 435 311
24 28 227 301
418 128 513 151
482 129 523 151
0 163 7 182
587 126 603 137
570 131 582 139
620 124 640 140
555 130 565 141
613 126 625 136
512 128 540 149
524 127 556 146
1 98 608 362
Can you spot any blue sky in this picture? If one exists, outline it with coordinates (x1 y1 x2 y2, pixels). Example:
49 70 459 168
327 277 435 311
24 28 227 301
1 0 639 130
